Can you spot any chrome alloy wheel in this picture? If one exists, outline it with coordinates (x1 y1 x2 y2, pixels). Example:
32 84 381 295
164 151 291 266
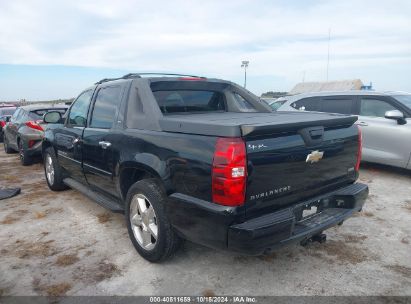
130 194 158 251
45 154 55 185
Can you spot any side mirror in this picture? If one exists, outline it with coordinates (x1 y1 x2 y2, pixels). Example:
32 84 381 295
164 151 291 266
43 111 62 124
385 110 406 125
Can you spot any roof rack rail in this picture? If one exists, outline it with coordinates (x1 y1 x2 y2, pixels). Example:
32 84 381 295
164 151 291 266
94 77 127 85
121 73 206 79
95 73 206 85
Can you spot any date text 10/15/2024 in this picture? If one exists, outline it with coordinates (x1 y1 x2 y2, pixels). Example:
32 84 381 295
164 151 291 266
149 296 257 303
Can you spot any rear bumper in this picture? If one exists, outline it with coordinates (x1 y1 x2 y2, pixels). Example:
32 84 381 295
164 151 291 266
26 143 42 156
229 183 368 254
168 183 368 255
20 133 43 156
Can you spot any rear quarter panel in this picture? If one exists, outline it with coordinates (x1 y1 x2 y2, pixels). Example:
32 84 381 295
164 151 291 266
116 129 217 202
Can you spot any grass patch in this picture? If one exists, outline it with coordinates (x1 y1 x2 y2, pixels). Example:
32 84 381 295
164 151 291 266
17 240 58 259
35 211 46 219
97 213 111 224
202 289 216 297
307 240 371 265
44 283 72 297
342 234 368 244
55 254 79 267
33 278 72 297
93 262 120 282
0 215 19 224
34 208 63 219
0 210 28 224
384 265 411 278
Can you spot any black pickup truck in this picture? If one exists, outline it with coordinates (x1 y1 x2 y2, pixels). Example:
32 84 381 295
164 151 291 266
42 73 368 262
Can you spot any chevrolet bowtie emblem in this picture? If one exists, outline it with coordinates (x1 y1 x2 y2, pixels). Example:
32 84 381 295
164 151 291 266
306 150 324 163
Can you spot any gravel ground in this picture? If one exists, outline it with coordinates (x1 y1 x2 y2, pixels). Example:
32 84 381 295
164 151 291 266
0 144 410 297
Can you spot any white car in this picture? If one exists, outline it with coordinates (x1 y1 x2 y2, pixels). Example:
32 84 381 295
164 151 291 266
275 91 411 170
263 98 288 111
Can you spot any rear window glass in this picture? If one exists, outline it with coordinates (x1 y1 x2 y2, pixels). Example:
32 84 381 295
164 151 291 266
29 108 67 120
152 90 226 114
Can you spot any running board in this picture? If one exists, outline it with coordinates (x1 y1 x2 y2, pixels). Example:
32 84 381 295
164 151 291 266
63 178 124 213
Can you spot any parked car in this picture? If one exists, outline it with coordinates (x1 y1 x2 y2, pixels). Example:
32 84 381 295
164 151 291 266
3 104 68 165
0 107 16 142
0 103 18 108
42 73 368 262
262 98 288 111
276 91 411 170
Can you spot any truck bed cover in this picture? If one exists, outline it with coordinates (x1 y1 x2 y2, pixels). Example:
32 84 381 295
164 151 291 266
159 111 358 137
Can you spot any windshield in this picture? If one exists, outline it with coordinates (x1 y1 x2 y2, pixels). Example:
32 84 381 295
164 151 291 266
393 95 411 109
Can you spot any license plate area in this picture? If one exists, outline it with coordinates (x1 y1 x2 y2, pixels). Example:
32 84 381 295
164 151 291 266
302 205 318 218
294 200 323 221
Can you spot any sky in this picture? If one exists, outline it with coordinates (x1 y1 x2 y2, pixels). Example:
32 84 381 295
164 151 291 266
0 0 410 101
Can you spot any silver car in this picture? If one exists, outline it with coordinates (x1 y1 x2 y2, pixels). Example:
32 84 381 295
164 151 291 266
3 104 68 165
262 98 287 111
275 91 411 170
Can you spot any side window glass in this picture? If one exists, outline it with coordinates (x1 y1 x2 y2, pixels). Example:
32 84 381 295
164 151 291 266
360 98 397 117
232 93 257 112
68 90 93 127
293 97 319 111
321 98 353 114
90 85 122 129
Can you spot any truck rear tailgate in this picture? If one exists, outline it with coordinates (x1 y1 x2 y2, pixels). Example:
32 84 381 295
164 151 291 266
245 123 359 218
160 111 359 218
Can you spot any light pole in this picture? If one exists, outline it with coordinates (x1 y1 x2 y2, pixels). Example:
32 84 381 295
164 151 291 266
241 60 249 88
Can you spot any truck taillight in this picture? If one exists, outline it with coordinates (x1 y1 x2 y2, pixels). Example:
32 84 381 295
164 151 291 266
25 120 44 131
212 137 247 206
355 126 362 171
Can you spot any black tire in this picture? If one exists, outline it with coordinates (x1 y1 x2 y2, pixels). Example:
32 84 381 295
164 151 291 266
125 179 182 262
18 139 32 166
43 147 67 191
3 137 13 154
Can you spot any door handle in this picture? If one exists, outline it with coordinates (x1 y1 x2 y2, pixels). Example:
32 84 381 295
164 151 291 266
73 138 82 144
358 122 368 126
99 141 112 149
